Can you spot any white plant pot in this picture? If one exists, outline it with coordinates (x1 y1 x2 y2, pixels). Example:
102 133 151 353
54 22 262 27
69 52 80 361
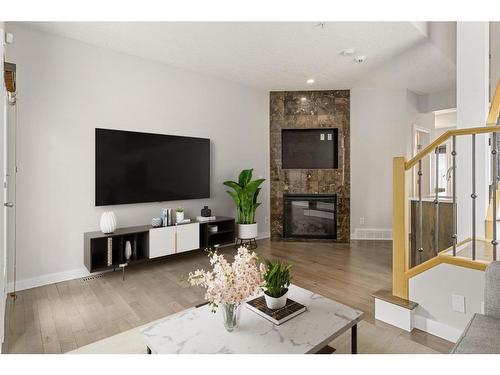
264 289 289 310
176 211 184 223
238 223 258 239
100 212 117 234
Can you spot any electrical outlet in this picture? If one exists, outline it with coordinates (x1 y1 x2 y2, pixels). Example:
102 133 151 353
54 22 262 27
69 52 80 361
452 294 465 313
264 216 269 224
360 217 365 225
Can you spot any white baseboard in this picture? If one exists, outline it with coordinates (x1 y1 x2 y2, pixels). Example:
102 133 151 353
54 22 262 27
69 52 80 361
7 267 90 293
351 228 392 240
257 231 270 240
413 314 463 343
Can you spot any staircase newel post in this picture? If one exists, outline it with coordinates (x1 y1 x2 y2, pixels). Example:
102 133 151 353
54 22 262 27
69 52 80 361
393 157 409 299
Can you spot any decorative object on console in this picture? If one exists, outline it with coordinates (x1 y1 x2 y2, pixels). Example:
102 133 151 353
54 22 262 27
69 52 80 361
196 215 216 222
100 211 117 234
106 237 113 266
187 246 265 332
175 207 185 224
223 168 265 249
201 206 212 217
151 217 162 227
124 240 132 261
176 218 191 224
262 259 292 309
162 208 173 226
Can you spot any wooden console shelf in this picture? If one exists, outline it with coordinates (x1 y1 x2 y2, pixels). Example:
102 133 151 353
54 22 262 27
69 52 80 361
84 217 235 273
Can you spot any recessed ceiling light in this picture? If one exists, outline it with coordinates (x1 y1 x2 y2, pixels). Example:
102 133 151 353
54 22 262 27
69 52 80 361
341 48 355 56
306 79 315 84
353 55 367 63
300 97 307 101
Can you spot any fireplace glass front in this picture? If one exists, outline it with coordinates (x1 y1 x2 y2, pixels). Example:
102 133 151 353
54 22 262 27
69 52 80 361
283 194 336 239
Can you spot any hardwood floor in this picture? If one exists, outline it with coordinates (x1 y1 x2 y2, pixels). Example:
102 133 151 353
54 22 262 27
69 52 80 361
4 239 454 354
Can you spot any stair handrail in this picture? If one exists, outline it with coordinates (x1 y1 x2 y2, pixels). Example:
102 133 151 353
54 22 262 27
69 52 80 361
487 79 500 126
406 126 496 170
392 79 500 300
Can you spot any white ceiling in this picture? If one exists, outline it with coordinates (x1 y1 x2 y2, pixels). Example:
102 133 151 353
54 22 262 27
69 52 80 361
24 22 456 94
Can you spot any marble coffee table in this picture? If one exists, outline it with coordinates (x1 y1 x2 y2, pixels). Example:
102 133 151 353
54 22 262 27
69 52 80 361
141 284 364 354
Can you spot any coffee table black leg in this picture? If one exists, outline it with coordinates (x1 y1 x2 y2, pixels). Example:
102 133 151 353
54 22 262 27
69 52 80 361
351 324 357 354
147 346 151 354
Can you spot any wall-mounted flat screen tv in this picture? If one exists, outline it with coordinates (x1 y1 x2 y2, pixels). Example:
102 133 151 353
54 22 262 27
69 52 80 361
282 128 338 169
95 128 210 206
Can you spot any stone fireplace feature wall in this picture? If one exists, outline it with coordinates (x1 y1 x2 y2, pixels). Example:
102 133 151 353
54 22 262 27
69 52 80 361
270 90 350 242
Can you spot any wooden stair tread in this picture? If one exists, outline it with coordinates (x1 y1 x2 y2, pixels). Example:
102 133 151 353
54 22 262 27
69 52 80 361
372 289 418 310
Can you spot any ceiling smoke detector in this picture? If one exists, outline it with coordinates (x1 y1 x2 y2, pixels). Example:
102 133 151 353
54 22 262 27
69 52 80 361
353 55 367 64
340 49 355 56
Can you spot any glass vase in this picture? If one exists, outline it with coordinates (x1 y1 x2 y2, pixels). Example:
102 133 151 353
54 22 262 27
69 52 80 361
221 303 241 332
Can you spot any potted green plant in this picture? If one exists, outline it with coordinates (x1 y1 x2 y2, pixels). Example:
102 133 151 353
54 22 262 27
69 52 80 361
223 169 265 240
175 207 184 223
262 259 292 309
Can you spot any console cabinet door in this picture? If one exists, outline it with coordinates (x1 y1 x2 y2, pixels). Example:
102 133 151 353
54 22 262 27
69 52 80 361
149 227 176 258
176 223 200 253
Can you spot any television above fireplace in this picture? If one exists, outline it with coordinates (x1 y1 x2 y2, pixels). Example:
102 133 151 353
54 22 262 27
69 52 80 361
281 128 338 169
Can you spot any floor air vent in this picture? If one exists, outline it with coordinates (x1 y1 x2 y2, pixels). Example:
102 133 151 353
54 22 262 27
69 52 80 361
352 228 392 240
81 274 107 282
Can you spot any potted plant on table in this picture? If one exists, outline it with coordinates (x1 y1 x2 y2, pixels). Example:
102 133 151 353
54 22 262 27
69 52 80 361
262 259 292 309
223 169 265 241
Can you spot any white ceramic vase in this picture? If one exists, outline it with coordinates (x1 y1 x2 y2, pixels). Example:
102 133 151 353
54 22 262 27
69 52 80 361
100 212 117 234
124 240 132 261
264 289 289 310
238 223 258 239
176 211 184 223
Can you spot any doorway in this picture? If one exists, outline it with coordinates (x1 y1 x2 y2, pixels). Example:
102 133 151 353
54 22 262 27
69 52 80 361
412 126 431 197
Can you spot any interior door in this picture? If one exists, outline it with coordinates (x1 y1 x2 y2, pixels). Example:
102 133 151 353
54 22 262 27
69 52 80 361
0 27 6 349
413 127 431 197
2 43 17 352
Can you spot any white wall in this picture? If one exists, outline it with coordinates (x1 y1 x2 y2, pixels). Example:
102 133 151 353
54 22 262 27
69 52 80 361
456 22 489 240
418 88 457 113
491 22 500 99
5 23 270 290
409 263 485 342
350 88 418 237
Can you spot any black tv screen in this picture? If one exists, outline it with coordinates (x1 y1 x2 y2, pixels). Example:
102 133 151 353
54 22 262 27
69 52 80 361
95 128 210 206
282 128 338 169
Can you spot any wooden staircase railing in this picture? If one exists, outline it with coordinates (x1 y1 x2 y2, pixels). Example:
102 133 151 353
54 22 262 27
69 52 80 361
392 79 500 300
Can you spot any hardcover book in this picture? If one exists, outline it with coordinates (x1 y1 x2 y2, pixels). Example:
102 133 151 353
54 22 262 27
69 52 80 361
246 296 306 325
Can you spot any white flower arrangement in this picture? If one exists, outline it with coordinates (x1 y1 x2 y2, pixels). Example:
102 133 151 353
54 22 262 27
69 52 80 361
188 246 266 311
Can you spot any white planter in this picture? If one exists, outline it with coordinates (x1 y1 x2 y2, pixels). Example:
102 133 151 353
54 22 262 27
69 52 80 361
264 289 289 310
176 211 185 223
100 212 117 234
238 223 258 239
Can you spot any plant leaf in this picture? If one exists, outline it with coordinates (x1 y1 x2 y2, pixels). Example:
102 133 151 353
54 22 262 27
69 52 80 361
238 169 253 187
